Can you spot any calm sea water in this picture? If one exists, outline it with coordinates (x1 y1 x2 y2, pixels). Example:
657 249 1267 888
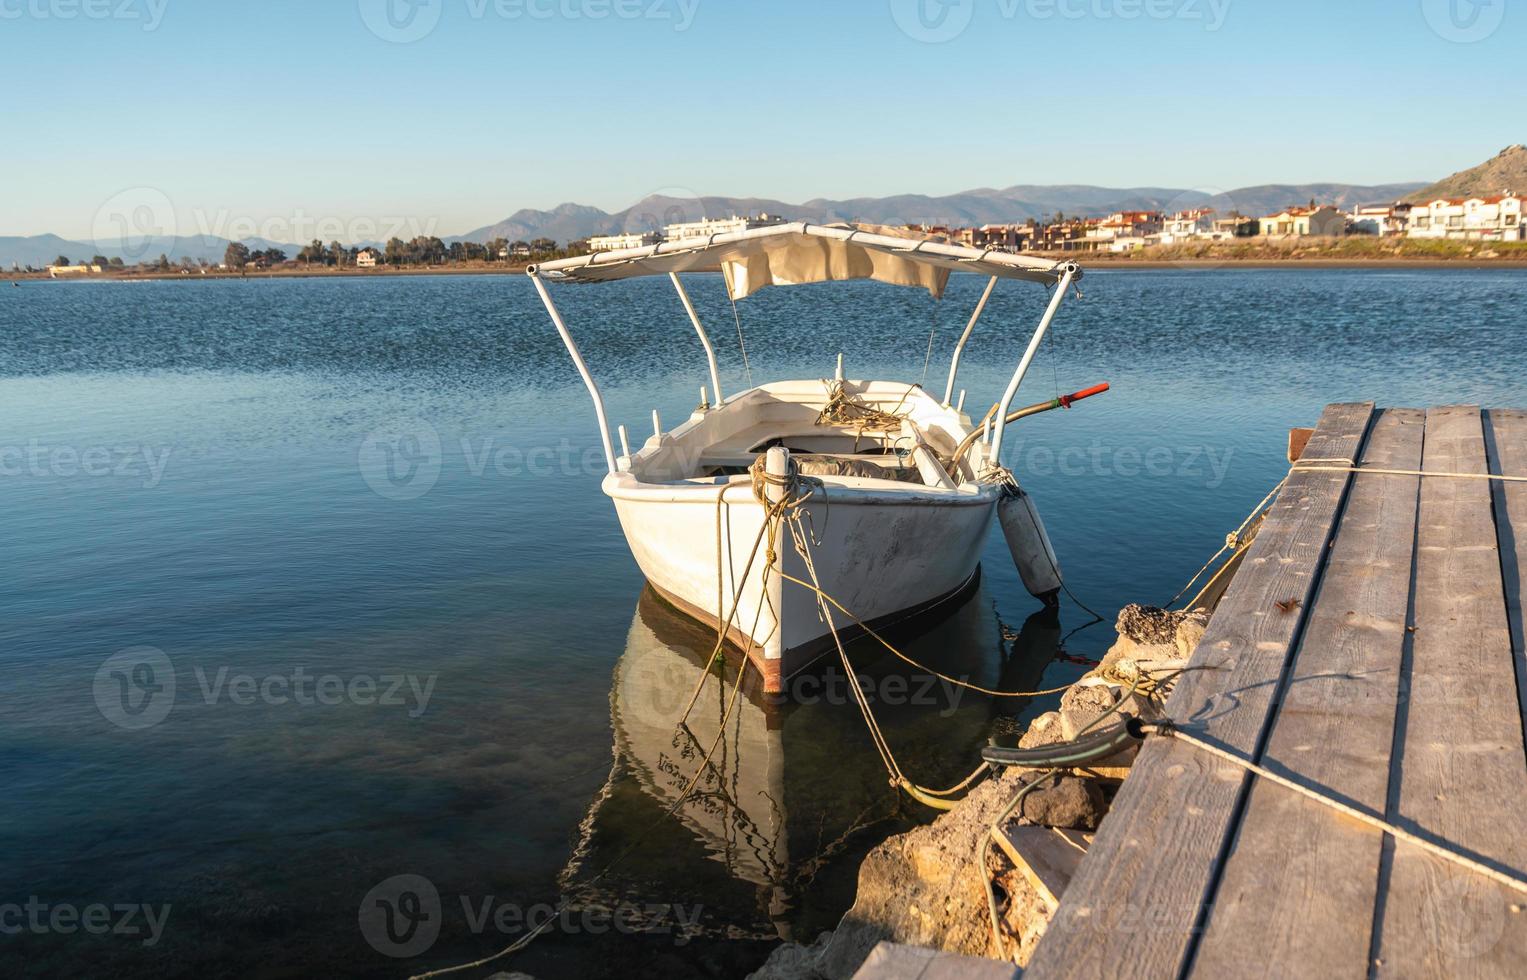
2 269 1524 978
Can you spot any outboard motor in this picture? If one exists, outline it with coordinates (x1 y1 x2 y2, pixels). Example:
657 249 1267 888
998 483 1062 606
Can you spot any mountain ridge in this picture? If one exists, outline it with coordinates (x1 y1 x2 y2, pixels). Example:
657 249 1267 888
452 181 1427 244
1405 145 1527 202
0 180 1433 268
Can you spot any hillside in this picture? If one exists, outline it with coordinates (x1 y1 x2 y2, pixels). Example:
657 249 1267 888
1406 145 1527 202
3 179 1440 269
453 180 1427 245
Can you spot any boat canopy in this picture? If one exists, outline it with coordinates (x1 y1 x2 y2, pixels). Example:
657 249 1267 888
528 222 1078 300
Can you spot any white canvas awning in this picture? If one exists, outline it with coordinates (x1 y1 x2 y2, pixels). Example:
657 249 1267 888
529 222 1079 300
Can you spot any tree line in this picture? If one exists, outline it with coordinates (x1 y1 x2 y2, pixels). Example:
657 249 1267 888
223 236 583 270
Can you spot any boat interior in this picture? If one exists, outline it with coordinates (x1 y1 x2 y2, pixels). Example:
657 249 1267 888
622 379 993 490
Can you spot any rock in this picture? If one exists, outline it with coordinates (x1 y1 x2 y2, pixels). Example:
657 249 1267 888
1011 774 1106 831
1115 604 1186 645
809 767 1067 976
1059 681 1117 717
1017 711 1066 749
746 931 833 980
1174 610 1210 658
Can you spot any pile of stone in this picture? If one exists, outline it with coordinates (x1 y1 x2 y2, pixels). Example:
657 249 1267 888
748 604 1209 980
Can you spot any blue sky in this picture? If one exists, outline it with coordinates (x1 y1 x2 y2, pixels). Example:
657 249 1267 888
0 0 1519 239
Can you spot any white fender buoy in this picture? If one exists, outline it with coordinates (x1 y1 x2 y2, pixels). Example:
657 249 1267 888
998 485 1062 604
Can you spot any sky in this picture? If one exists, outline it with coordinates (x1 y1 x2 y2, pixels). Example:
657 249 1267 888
0 0 1520 240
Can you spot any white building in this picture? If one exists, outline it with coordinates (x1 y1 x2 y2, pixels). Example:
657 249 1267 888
1347 204 1410 236
1408 194 1523 241
356 248 381 267
47 264 101 277
664 213 786 241
587 232 662 252
1158 209 1217 243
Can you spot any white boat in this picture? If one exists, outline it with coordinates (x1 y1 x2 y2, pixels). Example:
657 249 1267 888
529 222 1092 693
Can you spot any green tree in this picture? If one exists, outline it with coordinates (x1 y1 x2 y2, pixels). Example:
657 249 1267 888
224 242 251 269
90 255 109 268
54 255 70 266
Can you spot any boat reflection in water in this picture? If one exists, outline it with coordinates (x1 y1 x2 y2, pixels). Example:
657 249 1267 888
559 582 1065 943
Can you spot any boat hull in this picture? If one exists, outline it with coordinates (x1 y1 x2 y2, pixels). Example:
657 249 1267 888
609 479 1000 692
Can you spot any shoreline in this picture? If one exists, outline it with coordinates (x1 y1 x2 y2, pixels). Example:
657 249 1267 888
9 254 1527 284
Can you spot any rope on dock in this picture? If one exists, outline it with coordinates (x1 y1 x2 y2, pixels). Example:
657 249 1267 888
1141 720 1527 898
1292 458 1527 482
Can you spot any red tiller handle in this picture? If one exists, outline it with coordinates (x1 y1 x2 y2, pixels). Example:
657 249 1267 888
1058 382 1110 409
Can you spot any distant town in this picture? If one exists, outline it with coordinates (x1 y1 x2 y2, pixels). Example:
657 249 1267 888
32 190 1525 279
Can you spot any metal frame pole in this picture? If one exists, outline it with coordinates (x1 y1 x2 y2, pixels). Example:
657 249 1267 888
942 275 998 406
670 272 724 404
529 271 617 474
988 267 1075 465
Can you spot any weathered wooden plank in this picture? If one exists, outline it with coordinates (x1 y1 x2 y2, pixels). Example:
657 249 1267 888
851 941 1018 980
991 825 1091 908
1025 402 1376 980
1483 408 1527 742
1374 406 1527 978
1191 408 1424 976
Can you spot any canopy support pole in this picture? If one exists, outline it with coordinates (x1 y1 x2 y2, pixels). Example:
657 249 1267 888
530 271 617 474
988 267 1075 465
942 275 998 406
670 273 725 404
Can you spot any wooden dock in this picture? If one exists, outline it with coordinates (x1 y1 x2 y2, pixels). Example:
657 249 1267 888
1025 403 1527 979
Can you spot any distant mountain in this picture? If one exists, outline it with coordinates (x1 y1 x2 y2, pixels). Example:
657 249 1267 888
0 177 1441 269
451 181 1429 246
1405 145 1527 202
1213 183 1429 215
0 234 97 269
0 232 304 269
455 203 615 244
